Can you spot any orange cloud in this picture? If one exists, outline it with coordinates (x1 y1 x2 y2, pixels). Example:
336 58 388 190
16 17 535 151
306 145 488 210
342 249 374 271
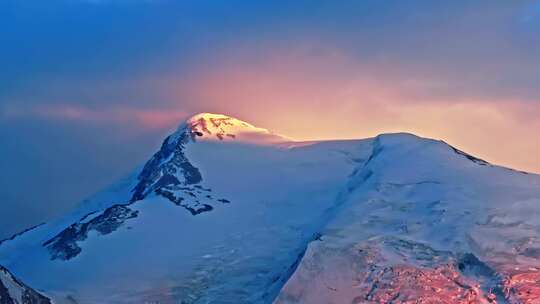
157 47 540 173
3 46 539 173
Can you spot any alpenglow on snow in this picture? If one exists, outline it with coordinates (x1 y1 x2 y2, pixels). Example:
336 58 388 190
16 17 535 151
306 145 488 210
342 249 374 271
1 113 539 303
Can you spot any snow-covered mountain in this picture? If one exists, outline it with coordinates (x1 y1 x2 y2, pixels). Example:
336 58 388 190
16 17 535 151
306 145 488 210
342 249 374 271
0 265 51 304
0 113 539 303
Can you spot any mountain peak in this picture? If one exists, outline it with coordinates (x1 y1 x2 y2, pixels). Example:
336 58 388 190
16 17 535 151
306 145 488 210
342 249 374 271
2 112 540 303
186 112 236 122
177 112 289 144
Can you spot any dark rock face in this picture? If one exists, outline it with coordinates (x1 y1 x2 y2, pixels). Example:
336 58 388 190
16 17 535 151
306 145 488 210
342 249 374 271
41 125 232 260
0 223 45 247
445 142 490 166
0 265 52 304
130 126 230 216
131 131 202 202
0 280 12 304
43 205 138 261
155 188 213 215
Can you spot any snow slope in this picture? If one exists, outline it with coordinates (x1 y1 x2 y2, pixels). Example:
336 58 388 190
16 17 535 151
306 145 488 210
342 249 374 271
0 265 51 304
0 113 372 303
275 134 540 303
0 114 539 303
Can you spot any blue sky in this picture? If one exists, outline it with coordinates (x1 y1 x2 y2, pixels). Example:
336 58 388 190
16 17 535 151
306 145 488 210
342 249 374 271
1 0 540 238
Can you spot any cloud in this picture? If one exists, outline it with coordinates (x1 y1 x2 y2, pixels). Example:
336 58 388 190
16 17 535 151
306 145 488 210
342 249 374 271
5 43 537 173
149 46 540 173
1 104 188 131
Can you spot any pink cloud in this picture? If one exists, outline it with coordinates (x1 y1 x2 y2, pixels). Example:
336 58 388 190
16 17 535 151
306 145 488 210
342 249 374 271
2 45 539 173
1 104 188 131
151 46 540 173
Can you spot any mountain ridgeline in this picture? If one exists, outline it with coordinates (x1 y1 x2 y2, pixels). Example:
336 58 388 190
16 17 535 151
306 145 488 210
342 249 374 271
1 113 539 304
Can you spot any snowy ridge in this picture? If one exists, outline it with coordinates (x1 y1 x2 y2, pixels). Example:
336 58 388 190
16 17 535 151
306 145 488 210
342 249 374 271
173 113 289 144
276 134 540 303
0 115 539 303
131 114 238 215
0 265 51 304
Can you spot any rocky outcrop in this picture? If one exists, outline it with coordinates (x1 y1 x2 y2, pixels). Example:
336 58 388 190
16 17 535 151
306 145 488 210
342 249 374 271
0 265 51 304
131 129 202 203
43 204 138 260
131 119 230 216
39 116 234 261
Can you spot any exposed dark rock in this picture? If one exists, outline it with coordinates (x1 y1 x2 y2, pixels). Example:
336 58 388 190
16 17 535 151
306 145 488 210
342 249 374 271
456 253 506 301
0 223 45 247
155 189 184 205
0 265 52 304
40 123 235 260
0 279 12 304
43 205 138 261
153 174 181 189
184 204 214 216
457 253 496 277
131 131 202 203
155 189 214 215
443 141 490 166
130 126 231 216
